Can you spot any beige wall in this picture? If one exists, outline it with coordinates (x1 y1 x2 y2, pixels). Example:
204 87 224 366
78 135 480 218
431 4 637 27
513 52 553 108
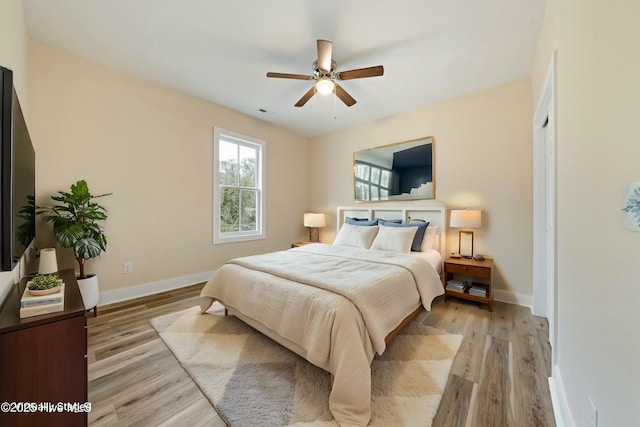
0 0 32 301
28 40 310 295
0 0 29 111
310 78 534 300
532 0 640 425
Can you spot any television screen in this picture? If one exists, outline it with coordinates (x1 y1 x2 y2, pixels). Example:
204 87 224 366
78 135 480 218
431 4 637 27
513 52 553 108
1 66 36 271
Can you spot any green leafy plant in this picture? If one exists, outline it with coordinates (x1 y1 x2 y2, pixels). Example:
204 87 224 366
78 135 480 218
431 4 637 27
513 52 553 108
38 180 112 279
29 274 63 290
623 185 640 227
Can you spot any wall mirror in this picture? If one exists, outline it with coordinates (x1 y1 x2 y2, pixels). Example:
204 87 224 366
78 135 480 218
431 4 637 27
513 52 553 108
353 136 434 202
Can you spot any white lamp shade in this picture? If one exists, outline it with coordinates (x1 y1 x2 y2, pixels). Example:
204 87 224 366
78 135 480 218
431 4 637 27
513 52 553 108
450 209 482 229
304 213 326 228
38 248 58 274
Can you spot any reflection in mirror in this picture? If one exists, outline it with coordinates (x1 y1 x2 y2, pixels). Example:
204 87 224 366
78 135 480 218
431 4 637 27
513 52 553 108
354 137 434 201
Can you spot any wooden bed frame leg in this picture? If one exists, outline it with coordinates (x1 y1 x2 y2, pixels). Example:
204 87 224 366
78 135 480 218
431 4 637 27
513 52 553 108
199 297 229 316
199 297 215 313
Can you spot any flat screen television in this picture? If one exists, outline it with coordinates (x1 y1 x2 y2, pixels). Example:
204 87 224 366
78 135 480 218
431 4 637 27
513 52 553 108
0 66 36 271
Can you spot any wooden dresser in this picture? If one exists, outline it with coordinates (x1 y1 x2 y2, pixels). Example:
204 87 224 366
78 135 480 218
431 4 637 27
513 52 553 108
0 269 88 427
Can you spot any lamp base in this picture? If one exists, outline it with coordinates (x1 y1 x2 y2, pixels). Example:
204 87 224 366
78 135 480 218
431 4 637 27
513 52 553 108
458 230 475 259
308 227 320 243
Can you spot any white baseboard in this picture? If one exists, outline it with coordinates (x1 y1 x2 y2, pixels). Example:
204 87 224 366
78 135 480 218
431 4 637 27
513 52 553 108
549 365 575 427
97 272 534 312
98 270 216 306
99 271 535 312
493 288 533 308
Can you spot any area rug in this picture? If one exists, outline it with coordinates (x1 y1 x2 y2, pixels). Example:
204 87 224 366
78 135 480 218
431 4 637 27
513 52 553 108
150 304 462 427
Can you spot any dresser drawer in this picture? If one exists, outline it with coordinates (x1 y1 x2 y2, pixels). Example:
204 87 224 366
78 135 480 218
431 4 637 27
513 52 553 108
445 262 491 279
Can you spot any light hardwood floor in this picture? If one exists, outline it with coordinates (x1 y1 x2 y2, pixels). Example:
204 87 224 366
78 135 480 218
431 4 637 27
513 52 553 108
87 284 555 426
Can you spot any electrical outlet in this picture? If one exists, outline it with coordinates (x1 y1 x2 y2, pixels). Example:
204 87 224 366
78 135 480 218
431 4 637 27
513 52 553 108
123 262 133 274
588 397 598 427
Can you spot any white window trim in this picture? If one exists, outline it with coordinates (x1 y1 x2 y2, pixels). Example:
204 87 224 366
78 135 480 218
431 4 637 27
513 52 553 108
213 128 266 244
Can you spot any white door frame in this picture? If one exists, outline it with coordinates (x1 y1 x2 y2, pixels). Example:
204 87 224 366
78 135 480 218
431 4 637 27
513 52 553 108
533 53 557 362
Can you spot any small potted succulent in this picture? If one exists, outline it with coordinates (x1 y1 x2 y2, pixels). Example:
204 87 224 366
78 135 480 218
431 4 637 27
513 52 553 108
28 274 63 296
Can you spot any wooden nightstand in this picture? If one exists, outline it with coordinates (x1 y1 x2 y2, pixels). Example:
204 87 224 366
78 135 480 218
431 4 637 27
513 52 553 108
291 241 314 248
442 257 494 311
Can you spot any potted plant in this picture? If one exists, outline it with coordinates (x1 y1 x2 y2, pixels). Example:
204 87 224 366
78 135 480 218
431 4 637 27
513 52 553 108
38 180 111 312
27 274 63 296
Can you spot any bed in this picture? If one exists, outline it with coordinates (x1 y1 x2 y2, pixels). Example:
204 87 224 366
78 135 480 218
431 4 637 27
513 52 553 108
199 206 446 427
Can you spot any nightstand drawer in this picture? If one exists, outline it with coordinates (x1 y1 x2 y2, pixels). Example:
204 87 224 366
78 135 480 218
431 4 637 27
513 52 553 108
445 263 491 278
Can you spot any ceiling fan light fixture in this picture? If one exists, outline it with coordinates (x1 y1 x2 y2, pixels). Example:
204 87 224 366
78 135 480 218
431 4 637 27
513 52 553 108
315 77 335 95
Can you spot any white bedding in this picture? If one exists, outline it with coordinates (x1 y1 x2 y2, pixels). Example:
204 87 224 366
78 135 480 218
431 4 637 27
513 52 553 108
412 248 443 274
200 243 444 426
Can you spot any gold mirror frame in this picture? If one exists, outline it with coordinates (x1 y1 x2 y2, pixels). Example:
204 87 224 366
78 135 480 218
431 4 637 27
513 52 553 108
353 136 435 202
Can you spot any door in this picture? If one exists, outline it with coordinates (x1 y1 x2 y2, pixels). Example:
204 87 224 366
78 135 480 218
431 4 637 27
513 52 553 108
533 55 557 365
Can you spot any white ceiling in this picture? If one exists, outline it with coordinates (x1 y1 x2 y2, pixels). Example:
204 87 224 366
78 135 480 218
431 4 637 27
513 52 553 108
23 0 546 138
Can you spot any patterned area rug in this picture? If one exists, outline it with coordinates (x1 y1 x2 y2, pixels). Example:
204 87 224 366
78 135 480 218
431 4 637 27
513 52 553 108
150 304 462 427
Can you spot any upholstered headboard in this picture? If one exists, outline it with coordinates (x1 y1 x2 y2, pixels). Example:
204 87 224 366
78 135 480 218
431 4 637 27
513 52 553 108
336 205 446 259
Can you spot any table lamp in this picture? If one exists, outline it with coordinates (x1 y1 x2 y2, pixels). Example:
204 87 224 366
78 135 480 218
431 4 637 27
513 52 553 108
304 213 326 243
449 209 482 258
38 247 59 275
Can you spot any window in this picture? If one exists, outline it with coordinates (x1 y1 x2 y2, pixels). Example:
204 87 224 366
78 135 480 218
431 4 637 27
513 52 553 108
355 162 391 201
213 128 265 244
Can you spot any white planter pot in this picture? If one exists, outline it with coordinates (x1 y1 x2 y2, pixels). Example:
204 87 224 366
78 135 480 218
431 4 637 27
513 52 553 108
77 274 100 310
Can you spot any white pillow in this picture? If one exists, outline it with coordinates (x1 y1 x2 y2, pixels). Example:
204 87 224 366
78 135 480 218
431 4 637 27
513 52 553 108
370 225 417 253
333 223 379 249
421 225 440 251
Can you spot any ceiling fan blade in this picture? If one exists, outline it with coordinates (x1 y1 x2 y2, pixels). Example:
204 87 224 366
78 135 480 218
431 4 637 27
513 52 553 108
294 86 316 107
338 65 384 81
317 39 333 72
266 72 313 80
335 84 356 107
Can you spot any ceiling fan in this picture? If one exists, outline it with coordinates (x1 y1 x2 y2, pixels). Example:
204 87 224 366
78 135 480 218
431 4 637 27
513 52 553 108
266 39 384 107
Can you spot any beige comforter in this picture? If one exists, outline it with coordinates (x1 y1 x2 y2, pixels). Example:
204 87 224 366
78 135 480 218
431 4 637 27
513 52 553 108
200 243 444 427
